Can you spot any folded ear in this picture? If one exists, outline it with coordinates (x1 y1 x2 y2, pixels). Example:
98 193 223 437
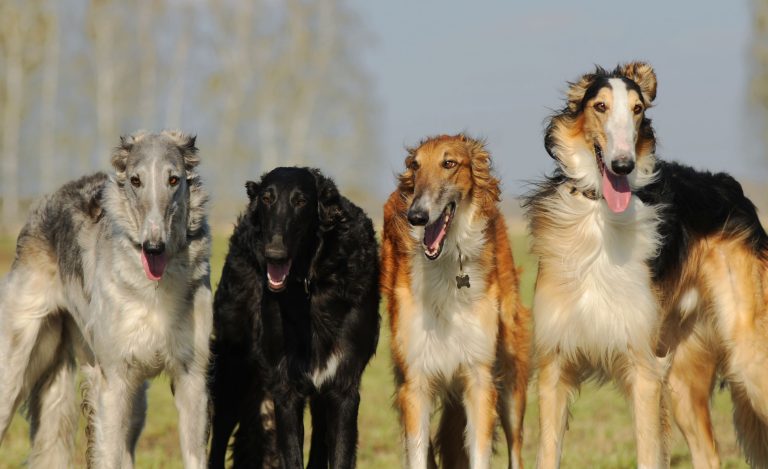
111 134 138 182
566 69 602 113
245 180 260 201
311 169 344 230
620 62 657 103
162 130 200 179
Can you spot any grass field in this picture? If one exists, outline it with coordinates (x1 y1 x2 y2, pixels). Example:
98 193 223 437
0 232 750 468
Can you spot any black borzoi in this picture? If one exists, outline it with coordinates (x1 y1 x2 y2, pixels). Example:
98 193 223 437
208 167 380 469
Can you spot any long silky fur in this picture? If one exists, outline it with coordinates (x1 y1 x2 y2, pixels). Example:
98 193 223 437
527 62 768 468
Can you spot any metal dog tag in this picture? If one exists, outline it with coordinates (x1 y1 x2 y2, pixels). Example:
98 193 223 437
456 273 470 289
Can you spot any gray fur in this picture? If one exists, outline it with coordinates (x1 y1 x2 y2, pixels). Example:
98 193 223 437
0 131 212 468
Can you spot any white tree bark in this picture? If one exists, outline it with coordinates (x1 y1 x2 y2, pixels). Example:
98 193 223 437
90 0 116 168
214 0 255 166
138 0 157 129
285 0 336 165
165 6 191 130
39 1 59 194
1 3 28 230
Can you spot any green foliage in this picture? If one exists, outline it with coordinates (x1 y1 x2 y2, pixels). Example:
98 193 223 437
0 234 750 468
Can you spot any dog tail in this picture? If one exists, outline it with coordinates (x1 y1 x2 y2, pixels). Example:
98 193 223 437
730 382 768 468
434 397 469 469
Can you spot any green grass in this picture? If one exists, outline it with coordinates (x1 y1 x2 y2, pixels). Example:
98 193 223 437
0 233 750 468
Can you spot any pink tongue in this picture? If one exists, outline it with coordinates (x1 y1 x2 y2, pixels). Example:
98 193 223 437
141 249 168 281
424 218 447 252
267 261 291 289
602 170 631 213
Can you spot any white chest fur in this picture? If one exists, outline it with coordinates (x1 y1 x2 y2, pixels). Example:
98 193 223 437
533 190 662 364
403 206 497 379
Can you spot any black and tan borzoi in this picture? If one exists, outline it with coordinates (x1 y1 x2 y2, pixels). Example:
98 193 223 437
526 62 768 468
0 131 212 468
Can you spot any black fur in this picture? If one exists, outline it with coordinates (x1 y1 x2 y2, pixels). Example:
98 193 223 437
637 160 768 281
523 160 768 283
208 167 380 469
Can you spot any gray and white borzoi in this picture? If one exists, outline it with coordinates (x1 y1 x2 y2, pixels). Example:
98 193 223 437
0 131 212 468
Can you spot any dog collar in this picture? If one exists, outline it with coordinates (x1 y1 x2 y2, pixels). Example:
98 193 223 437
569 185 599 201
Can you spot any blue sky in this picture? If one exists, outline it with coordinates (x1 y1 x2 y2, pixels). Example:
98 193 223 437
357 1 759 198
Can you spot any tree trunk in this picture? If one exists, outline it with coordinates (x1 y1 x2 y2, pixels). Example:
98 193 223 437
165 7 191 130
1 5 26 231
138 0 157 129
39 1 59 194
90 0 116 168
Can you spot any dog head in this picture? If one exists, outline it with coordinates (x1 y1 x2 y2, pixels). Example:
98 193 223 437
111 130 200 281
545 62 657 213
245 167 342 292
398 134 499 260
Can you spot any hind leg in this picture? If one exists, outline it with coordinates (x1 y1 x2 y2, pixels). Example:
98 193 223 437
27 341 77 469
723 333 768 466
0 269 60 441
498 348 529 469
127 381 148 456
667 333 720 469
435 394 469 469
704 242 768 466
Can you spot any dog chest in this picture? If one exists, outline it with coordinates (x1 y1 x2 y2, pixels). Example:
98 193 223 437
402 254 497 378
532 197 662 360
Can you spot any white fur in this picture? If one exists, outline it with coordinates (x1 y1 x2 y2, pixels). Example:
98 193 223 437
605 78 636 167
532 177 662 368
310 352 341 389
678 288 699 318
406 202 496 379
0 138 211 469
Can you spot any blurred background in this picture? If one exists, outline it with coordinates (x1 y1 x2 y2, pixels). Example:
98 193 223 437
0 0 767 231
0 0 766 467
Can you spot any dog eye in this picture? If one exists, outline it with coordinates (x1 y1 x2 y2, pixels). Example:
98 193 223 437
130 176 141 188
442 160 457 169
295 197 307 208
261 194 272 205
633 104 644 115
168 176 179 187
593 102 607 113
408 160 420 171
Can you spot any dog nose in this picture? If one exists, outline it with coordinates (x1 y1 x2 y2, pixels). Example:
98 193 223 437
265 246 287 261
265 235 288 261
611 157 635 176
142 240 165 255
407 207 429 226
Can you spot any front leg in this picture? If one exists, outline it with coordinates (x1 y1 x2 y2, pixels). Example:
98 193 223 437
629 353 669 469
324 388 362 469
536 352 576 469
85 365 142 469
462 365 497 469
397 376 433 469
173 366 209 469
273 391 306 469
173 282 213 469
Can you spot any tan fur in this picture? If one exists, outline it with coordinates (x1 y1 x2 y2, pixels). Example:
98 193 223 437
532 61 768 469
382 134 530 469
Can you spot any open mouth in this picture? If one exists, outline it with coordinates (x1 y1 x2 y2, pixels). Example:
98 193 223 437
267 260 292 292
595 145 631 214
140 248 168 281
422 203 456 260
